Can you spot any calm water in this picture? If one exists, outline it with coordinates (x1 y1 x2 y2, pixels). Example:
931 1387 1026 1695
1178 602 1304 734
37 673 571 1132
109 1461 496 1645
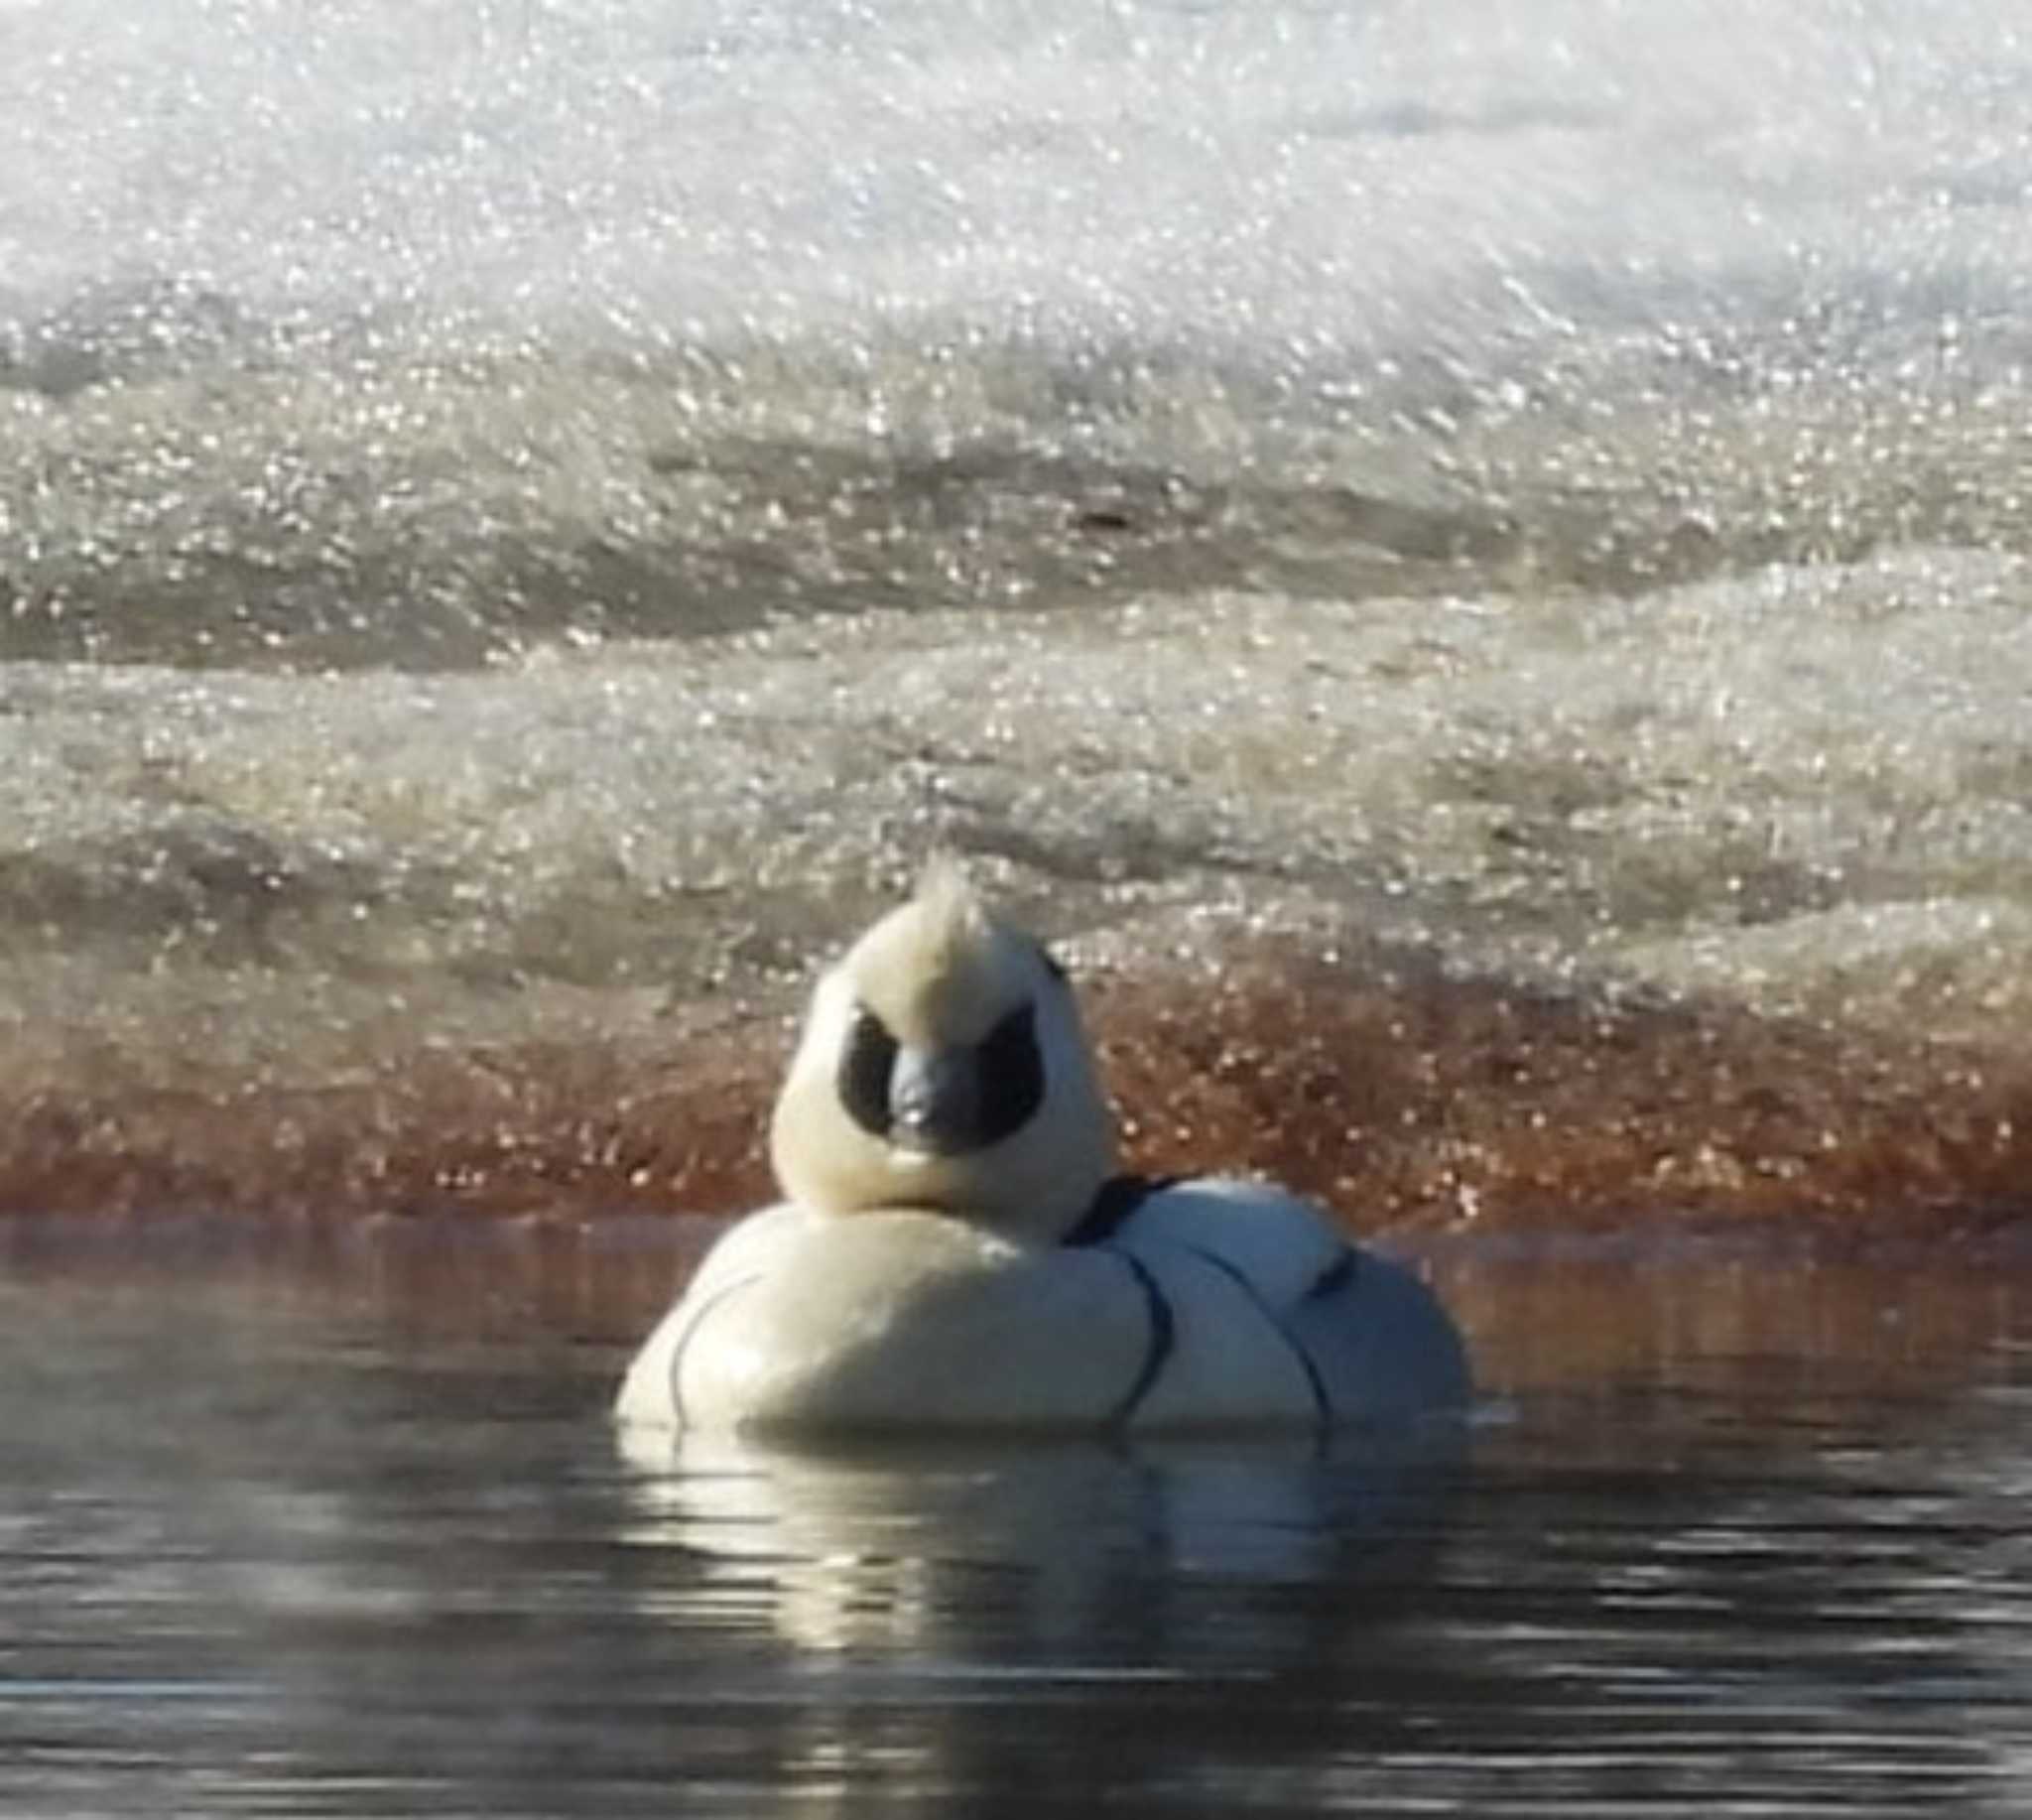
4 1227 2030 1817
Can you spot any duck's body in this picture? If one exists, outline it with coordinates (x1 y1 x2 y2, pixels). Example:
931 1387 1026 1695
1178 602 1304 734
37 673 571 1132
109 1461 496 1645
616 1175 1468 1434
617 863 1470 1437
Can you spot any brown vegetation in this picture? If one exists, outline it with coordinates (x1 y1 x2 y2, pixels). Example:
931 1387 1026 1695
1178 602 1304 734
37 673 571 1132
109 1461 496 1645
1090 943 2032 1241
0 933 2027 1238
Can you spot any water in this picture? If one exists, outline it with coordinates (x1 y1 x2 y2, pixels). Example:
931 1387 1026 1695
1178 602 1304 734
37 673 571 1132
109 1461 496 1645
4 1228 2031 1816
5 0 2032 1807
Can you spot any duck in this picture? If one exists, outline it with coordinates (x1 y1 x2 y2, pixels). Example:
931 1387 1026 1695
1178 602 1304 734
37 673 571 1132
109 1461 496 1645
615 863 1470 1435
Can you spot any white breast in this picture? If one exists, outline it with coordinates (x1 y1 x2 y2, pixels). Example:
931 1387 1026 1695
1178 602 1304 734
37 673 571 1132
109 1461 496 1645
615 1179 1469 1436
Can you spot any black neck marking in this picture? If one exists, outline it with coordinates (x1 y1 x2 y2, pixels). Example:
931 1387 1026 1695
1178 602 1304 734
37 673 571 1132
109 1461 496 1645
1063 1173 1182 1247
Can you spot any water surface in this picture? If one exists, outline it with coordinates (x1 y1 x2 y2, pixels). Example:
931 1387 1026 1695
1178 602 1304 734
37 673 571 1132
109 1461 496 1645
4 1229 2029 1816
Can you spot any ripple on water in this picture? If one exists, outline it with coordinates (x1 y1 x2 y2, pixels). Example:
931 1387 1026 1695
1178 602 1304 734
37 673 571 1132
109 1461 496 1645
1 1261 2029 1818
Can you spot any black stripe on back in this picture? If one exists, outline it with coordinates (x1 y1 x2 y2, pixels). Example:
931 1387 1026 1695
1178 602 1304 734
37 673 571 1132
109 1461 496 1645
668 1273 765 1430
1180 1243 1333 1426
1108 1252 1177 1427
1307 1250 1357 1299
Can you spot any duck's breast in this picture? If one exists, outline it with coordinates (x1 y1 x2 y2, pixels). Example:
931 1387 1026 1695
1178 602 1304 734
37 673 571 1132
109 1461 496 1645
620 1208 1162 1433
616 1183 1470 1436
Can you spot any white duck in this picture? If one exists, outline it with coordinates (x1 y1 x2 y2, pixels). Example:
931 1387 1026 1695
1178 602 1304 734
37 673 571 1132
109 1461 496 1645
616 865 1470 1435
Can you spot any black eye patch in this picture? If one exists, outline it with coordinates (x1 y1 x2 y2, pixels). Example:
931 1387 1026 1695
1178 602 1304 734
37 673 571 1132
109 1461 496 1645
837 1006 900 1139
835 999 1047 1153
974 1001 1045 1147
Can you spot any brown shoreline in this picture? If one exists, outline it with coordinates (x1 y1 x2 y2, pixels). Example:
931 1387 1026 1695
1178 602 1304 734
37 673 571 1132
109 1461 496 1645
1 932 2026 1242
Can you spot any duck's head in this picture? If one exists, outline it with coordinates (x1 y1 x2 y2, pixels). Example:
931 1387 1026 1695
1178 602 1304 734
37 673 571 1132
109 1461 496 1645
768 863 1116 1242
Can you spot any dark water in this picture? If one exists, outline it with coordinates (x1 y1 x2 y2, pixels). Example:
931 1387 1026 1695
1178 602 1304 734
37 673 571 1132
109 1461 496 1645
5 1230 2029 1817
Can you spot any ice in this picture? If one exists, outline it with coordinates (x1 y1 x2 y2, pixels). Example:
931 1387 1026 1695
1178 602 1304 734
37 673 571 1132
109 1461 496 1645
5 540 2029 1039
6 0 2032 1223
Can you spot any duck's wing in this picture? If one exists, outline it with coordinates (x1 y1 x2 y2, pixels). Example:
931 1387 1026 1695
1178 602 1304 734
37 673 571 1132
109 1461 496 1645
682 1203 812 1303
616 1204 811 1427
1279 1247 1472 1422
1109 1178 1471 1424
1105 1177 1352 1310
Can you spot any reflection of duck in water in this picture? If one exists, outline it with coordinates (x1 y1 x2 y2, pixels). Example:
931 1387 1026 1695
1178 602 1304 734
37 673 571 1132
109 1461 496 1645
617 863 1469 1435
614 1425 1463 1656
